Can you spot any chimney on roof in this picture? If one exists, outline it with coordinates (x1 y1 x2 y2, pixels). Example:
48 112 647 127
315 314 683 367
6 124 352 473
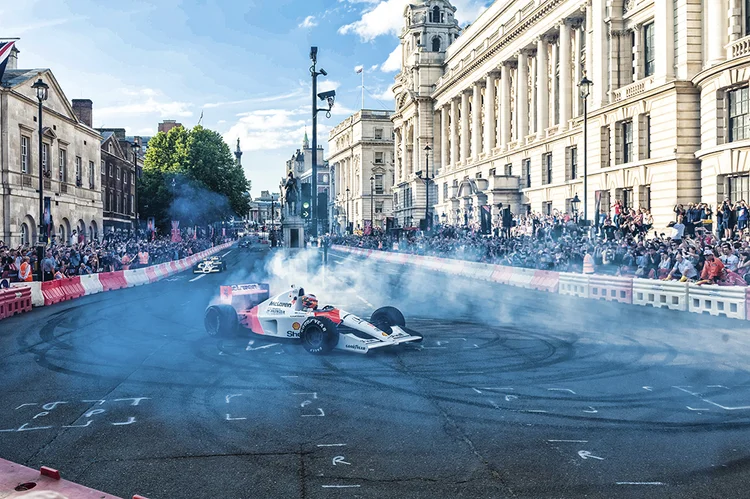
158 120 182 133
72 99 93 127
7 44 19 70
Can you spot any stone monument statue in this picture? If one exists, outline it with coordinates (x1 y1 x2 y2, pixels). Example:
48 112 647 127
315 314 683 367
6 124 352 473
283 171 300 216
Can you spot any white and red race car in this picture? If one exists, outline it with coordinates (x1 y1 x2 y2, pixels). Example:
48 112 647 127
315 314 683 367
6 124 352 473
204 284 423 354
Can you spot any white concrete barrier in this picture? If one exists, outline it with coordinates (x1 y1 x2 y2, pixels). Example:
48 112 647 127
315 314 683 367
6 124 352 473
688 285 746 320
79 274 103 296
632 279 688 311
11 282 43 307
559 273 590 298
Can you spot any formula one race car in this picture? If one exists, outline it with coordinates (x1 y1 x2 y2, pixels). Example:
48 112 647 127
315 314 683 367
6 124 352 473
204 284 423 355
193 255 227 274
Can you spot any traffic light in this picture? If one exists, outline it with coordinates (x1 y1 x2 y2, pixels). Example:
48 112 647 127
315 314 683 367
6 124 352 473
300 183 312 219
301 201 311 219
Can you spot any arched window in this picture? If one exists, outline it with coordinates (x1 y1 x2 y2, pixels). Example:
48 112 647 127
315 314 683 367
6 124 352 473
433 6 440 23
432 36 441 52
20 223 28 245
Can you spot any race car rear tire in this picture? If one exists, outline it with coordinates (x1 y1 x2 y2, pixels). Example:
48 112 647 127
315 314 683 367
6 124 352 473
204 305 238 338
370 306 405 334
300 317 339 355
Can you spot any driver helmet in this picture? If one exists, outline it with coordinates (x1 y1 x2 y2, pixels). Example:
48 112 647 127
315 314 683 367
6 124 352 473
301 294 318 310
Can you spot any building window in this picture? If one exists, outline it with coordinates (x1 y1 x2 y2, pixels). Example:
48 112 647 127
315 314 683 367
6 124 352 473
89 161 95 188
130 194 135 214
116 194 120 214
75 157 82 184
622 120 634 163
374 151 384 164
374 128 383 140
542 152 552 185
542 201 552 215
522 158 531 188
443 182 448 201
20 223 29 245
21 136 29 174
432 36 441 52
101 160 105 176
729 86 750 142
644 23 655 77
645 115 651 158
601 126 611 168
621 187 634 210
108 163 113 177
375 201 384 213
504 163 512 176
42 143 49 174
568 146 578 180
59 149 67 182
728 174 750 203
374 174 384 194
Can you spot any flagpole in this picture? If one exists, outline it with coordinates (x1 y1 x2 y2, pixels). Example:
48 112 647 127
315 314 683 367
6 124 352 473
361 68 364 110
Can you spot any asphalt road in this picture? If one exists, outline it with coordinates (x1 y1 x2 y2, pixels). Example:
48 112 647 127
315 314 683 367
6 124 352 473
1 244 750 498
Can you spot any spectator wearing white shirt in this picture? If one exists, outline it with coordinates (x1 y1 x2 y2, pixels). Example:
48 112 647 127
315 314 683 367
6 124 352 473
720 245 740 272
671 215 686 242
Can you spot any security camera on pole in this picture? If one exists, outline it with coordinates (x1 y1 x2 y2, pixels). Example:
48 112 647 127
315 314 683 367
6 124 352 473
309 46 335 239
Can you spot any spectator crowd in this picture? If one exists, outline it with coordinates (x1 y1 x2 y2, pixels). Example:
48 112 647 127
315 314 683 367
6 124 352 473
333 199 750 287
1 231 222 283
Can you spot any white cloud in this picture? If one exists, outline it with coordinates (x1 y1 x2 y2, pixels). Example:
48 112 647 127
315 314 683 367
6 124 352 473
380 45 401 72
369 64 379 72
96 88 193 121
203 90 304 109
337 0 408 41
452 0 491 26
299 15 318 28
372 84 395 101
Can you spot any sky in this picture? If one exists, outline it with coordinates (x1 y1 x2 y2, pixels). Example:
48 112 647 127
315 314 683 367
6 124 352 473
4 0 492 195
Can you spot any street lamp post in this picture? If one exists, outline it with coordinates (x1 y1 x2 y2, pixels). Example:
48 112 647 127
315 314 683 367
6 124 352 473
345 187 350 233
578 72 593 227
369 176 374 232
132 138 141 239
571 193 581 223
416 145 432 231
309 46 335 238
32 77 49 282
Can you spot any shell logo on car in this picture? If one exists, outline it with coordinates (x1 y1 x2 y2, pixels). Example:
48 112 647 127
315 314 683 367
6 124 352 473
292 322 301 330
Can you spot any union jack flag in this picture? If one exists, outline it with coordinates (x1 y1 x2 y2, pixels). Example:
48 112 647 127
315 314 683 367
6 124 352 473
0 41 16 83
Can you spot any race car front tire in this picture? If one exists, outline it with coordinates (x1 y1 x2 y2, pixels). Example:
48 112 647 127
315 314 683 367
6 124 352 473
370 306 406 334
300 317 339 355
204 305 238 338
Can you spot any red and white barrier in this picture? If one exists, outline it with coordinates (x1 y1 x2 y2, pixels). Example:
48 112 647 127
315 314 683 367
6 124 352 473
632 279 688 311
11 281 43 307
558 273 590 298
0 458 125 498
588 275 633 304
80 274 104 295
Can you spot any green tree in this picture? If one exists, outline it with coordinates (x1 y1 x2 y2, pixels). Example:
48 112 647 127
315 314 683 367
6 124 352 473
138 125 250 232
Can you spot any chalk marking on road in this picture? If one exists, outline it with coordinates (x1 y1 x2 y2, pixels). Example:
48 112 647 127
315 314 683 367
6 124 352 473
317 443 346 447
114 397 149 406
221 250 233 257
436 341 448 346
332 456 351 466
112 417 136 426
322 485 361 489
674 386 750 411
456 372 485 374
479 387 514 391
301 400 312 407
616 482 665 486
226 394 242 404
189 274 206 282
16 423 53 432
505 395 518 402
226 414 247 421
707 385 729 389
302 408 325 417
422 346 447 349
32 412 49 419
642 386 653 391
473 344 479 348
218 352 226 356
548 388 576 394
583 407 598 413
522 410 548 414
686 406 711 411
63 421 92 428
15 403 36 410
84 409 105 418
246 343 279 351
548 440 588 443
473 388 483 394
488 400 501 410
356 295 374 308
578 450 604 460
293 392 318 399
82 399 106 406
42 401 67 411
281 375 298 378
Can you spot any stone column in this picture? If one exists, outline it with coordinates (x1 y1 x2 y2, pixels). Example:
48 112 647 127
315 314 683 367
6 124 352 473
440 106 449 173
516 51 529 140
632 24 643 80
461 90 470 162
536 37 549 137
729 0 742 43
654 0 674 82
550 36 558 125
472 82 482 159
412 118 419 177
591 0 609 107
529 54 537 135
400 126 407 183
573 22 583 117
559 21 572 130
705 0 726 65
500 63 511 148
484 72 497 153
450 98 459 166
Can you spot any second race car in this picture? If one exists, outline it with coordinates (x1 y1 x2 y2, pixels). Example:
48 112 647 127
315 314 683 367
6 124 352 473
193 255 227 274
204 284 423 354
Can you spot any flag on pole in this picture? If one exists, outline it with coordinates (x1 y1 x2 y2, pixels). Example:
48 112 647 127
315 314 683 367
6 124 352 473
354 65 363 74
355 65 364 109
0 41 16 84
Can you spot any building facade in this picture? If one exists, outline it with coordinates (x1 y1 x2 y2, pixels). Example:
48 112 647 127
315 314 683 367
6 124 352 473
96 128 141 234
247 190 280 227
0 61 102 245
328 109 395 232
391 0 749 230
284 133 331 230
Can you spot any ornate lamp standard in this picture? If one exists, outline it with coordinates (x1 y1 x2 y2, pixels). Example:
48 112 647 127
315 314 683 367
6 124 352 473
31 77 49 281
578 72 593 226
132 138 142 238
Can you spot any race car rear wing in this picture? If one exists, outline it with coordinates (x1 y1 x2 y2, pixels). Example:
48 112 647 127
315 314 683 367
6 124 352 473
220 283 270 311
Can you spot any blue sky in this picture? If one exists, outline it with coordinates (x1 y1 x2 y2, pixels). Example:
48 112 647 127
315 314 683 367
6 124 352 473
5 0 491 194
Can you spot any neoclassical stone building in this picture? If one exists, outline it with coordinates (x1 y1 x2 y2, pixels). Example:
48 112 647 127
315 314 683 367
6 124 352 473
391 0 750 229
328 110 395 232
0 60 102 246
